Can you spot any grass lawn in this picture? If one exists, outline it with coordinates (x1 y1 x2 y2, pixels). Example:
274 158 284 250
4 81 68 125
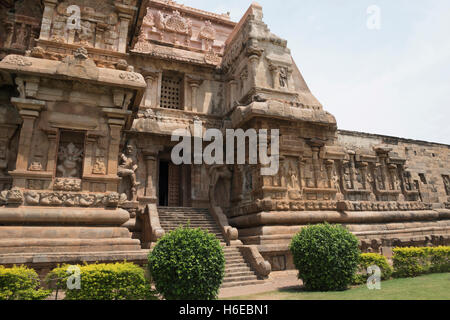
226 273 450 300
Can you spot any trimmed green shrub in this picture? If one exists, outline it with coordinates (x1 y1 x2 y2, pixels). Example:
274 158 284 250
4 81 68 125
148 226 225 300
289 223 360 291
393 246 450 278
353 253 393 285
0 266 51 300
45 262 156 300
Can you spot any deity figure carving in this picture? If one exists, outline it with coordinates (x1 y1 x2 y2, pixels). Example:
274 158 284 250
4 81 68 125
301 159 315 188
57 143 83 178
354 166 364 190
93 158 106 175
388 165 401 190
287 161 299 189
342 161 353 189
403 172 413 191
118 142 140 201
244 167 253 192
209 164 232 208
442 175 450 196
279 67 288 88
374 164 386 190
278 160 288 187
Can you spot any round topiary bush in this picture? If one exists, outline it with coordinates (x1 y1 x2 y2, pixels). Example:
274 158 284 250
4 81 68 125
148 226 225 300
289 223 360 291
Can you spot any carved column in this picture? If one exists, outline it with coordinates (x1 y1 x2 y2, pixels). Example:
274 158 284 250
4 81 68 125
269 64 280 90
229 80 237 110
144 153 157 201
248 54 260 88
40 0 58 41
82 135 96 177
307 140 325 189
379 155 388 190
186 77 203 113
107 121 123 177
11 98 45 172
325 160 334 189
359 162 369 190
190 83 200 113
4 23 14 48
142 74 156 108
45 129 57 173
117 13 132 53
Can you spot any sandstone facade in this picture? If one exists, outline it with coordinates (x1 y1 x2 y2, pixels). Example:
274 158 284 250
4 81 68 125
0 0 448 274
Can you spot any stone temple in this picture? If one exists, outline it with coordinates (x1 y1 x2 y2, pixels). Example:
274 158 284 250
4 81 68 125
0 0 449 287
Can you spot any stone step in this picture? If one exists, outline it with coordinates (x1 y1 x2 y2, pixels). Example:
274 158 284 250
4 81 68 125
159 208 262 289
159 218 217 223
163 226 221 230
131 232 142 240
161 223 221 229
158 207 209 211
225 260 249 267
221 280 263 289
160 223 220 228
225 257 246 264
159 218 218 223
223 252 242 258
222 275 258 284
225 266 252 273
224 271 256 278
162 227 223 234
159 211 212 214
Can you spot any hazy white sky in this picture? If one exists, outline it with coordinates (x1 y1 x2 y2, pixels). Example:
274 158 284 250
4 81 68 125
179 0 450 144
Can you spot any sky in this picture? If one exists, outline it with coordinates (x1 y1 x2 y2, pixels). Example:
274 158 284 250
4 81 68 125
178 0 450 145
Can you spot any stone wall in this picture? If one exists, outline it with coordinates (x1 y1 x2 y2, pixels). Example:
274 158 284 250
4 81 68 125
338 130 450 207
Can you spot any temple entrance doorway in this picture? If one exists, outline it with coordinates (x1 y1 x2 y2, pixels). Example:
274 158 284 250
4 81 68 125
158 159 191 207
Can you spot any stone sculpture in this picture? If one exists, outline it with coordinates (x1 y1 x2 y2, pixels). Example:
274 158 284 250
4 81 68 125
118 142 140 202
57 143 83 178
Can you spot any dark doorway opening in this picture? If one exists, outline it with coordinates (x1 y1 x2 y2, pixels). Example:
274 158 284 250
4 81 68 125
159 161 169 206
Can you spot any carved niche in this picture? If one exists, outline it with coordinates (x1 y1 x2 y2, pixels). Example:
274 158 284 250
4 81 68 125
199 20 216 51
1 0 42 53
56 130 85 180
442 175 450 196
50 1 120 51
0 105 21 191
155 10 192 36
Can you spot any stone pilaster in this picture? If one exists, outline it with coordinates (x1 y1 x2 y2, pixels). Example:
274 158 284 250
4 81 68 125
11 98 45 172
142 74 157 108
118 13 131 53
39 0 58 41
44 129 57 173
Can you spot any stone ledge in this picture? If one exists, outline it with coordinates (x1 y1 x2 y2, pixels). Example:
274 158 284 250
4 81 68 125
0 207 130 225
0 250 149 268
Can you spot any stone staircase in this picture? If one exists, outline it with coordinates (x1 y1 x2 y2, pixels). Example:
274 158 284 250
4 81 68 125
158 207 262 288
